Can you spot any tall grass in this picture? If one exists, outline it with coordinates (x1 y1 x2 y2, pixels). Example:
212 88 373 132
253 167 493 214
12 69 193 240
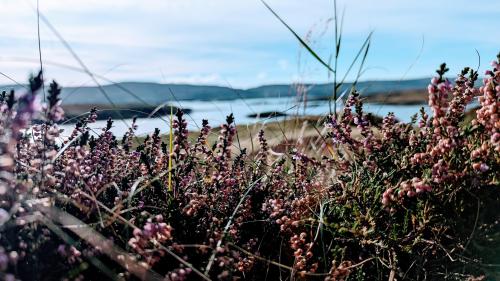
261 0 372 117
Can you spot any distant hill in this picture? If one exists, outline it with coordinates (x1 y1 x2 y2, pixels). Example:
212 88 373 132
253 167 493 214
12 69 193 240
0 78 431 106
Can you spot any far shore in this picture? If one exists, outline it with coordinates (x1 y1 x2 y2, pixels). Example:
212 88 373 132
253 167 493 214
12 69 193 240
60 89 428 123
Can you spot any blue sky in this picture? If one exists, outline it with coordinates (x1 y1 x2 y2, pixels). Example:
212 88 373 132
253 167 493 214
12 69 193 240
0 0 498 88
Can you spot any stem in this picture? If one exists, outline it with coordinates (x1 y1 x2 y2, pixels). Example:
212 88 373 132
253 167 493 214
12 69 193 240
168 105 173 194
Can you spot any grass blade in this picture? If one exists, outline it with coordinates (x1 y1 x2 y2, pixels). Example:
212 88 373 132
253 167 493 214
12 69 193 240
336 31 373 92
168 106 174 194
261 0 335 74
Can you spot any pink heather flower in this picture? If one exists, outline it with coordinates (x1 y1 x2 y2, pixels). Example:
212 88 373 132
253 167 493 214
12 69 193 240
480 163 489 172
49 102 65 122
407 190 416 198
492 132 500 144
0 208 9 224
0 252 8 271
428 84 436 94
8 251 18 265
57 244 67 256
69 246 81 257
415 182 432 193
133 228 142 237
472 162 489 172
382 188 394 206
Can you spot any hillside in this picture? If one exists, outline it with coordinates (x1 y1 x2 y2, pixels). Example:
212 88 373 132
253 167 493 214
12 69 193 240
0 78 430 106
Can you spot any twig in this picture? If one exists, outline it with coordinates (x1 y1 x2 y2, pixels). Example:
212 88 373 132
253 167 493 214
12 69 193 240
155 243 212 281
463 191 481 253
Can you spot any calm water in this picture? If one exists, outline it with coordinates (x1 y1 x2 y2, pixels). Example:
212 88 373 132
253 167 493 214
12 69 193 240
58 97 432 137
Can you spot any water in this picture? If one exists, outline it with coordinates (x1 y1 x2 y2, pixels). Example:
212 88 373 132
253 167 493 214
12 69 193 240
58 97 432 137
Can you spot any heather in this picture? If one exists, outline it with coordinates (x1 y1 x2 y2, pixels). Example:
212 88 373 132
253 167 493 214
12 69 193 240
0 56 498 281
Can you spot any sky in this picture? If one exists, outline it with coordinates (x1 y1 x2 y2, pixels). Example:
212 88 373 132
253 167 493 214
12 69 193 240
0 0 499 88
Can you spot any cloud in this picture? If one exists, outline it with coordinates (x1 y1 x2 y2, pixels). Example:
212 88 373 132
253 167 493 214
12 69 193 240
0 0 498 87
158 73 224 85
278 59 289 71
256 72 268 80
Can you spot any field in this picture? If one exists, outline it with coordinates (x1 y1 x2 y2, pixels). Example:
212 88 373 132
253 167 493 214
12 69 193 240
0 57 498 280
363 90 428 105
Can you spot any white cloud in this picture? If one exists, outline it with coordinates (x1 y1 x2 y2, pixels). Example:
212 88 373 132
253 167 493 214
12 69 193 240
158 73 224 85
256 72 268 80
0 0 498 87
278 59 289 71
